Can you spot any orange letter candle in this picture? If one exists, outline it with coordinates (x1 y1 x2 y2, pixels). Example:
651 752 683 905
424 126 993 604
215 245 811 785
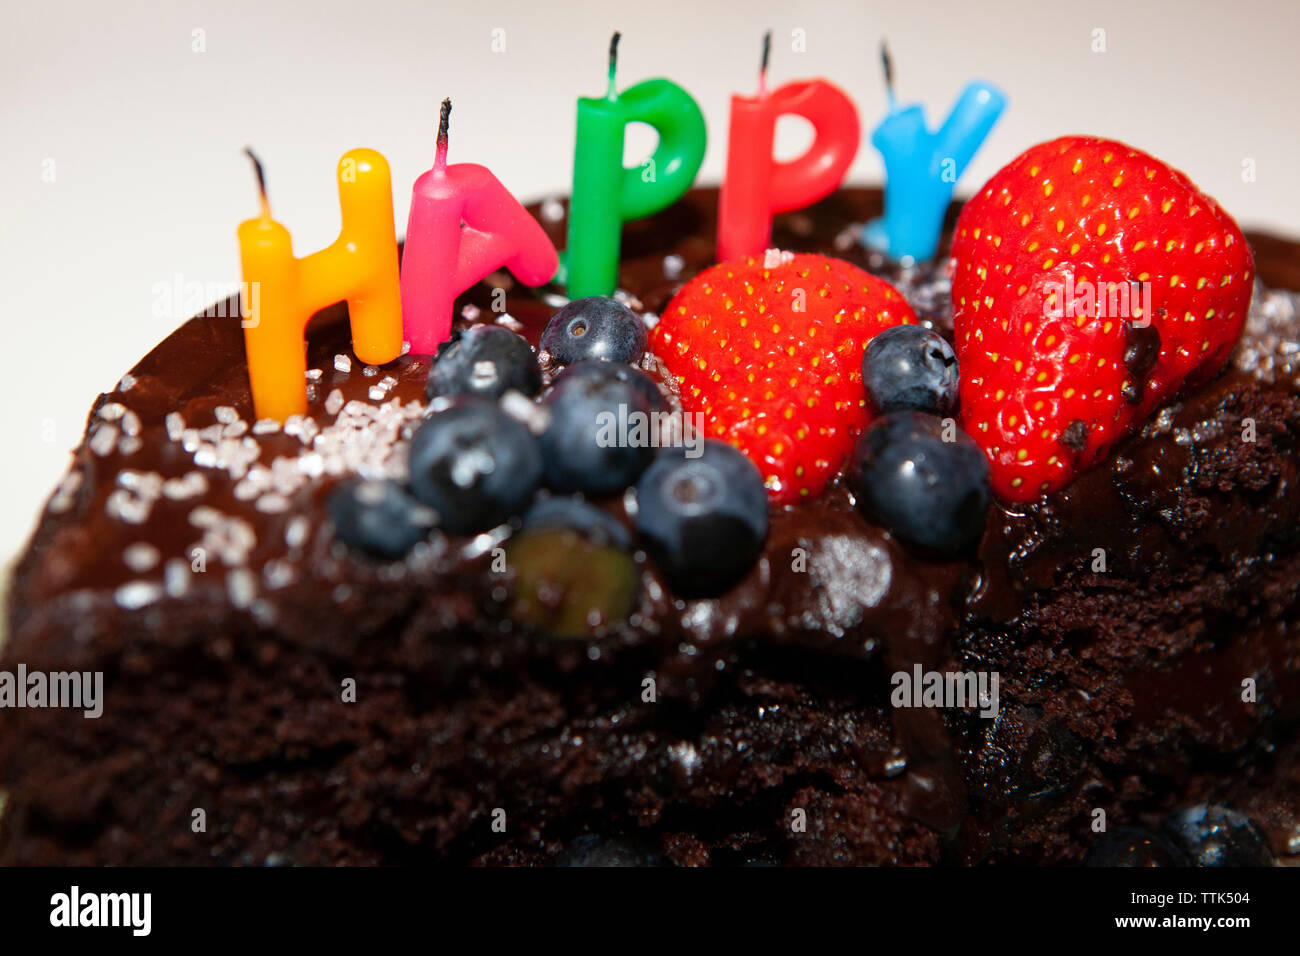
237 148 403 422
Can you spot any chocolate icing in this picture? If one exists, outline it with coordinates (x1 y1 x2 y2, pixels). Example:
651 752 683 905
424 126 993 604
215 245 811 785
4 187 1300 864
12 189 1297 669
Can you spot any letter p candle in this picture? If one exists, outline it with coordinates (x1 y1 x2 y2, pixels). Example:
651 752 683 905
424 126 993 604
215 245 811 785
717 33 860 262
565 33 707 298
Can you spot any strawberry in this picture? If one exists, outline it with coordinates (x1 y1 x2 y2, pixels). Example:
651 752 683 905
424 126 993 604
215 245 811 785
951 136 1254 502
651 252 916 504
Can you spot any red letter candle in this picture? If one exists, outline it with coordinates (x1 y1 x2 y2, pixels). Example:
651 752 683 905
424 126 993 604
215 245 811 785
238 149 403 422
400 100 559 354
717 33 861 262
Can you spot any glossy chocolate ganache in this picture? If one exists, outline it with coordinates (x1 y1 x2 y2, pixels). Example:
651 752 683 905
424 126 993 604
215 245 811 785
5 187 1300 865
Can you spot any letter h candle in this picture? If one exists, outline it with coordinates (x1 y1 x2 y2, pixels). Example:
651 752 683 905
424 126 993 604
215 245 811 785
238 149 403 422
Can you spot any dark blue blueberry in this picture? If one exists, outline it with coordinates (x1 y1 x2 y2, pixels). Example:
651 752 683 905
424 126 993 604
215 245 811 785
425 324 541 401
523 496 632 550
634 441 768 598
408 398 542 535
848 411 990 555
1085 827 1191 867
555 358 666 412
552 835 666 867
1163 804 1273 867
327 478 436 559
861 324 960 415
538 362 657 495
541 297 647 365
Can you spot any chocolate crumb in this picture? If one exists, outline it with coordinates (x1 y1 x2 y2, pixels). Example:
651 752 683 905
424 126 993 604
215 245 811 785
1123 321 1161 377
1060 419 1089 451
1121 320 1161 406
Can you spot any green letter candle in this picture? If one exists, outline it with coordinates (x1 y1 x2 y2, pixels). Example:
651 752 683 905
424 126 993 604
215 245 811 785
565 33 706 298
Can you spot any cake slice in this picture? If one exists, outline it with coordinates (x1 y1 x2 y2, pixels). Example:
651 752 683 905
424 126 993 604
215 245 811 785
1 186 1297 866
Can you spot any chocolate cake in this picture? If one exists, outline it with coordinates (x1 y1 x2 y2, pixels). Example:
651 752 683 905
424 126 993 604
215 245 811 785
2 186 1298 866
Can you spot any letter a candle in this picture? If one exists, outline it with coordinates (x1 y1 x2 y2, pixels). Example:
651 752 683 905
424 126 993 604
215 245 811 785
717 32 861 262
565 33 707 298
400 99 560 354
238 149 403 422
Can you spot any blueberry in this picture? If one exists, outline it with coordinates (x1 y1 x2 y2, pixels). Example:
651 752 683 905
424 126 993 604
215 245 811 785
425 324 541 401
541 297 647 365
408 398 542 535
848 411 990 555
1085 827 1191 867
506 498 638 638
522 496 632 550
552 835 666 867
327 478 436 558
862 325 960 415
1163 804 1273 867
634 441 768 598
556 358 666 412
538 362 658 495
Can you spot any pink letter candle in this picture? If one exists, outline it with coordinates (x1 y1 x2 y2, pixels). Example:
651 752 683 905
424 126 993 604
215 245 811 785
401 100 559 354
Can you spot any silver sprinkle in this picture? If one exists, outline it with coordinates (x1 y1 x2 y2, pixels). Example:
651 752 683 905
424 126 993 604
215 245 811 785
540 197 565 222
115 580 163 610
123 542 160 573
89 425 119 457
285 516 310 550
164 559 191 598
227 568 257 608
255 493 290 514
165 412 185 441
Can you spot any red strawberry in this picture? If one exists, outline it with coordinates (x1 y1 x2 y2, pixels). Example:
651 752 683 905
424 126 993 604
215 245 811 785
651 252 916 503
951 136 1254 502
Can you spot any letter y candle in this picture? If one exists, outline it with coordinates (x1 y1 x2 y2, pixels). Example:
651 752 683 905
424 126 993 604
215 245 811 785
863 43 1006 263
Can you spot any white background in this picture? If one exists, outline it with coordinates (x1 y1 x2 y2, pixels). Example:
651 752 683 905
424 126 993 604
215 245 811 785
2 0 1298 568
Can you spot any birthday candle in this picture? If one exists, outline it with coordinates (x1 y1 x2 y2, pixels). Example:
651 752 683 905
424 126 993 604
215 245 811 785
237 149 403 422
400 99 559 354
717 32 860 262
862 43 1006 263
565 33 707 298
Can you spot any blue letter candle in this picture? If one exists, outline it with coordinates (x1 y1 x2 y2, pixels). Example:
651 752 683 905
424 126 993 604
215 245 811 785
863 78 1006 263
